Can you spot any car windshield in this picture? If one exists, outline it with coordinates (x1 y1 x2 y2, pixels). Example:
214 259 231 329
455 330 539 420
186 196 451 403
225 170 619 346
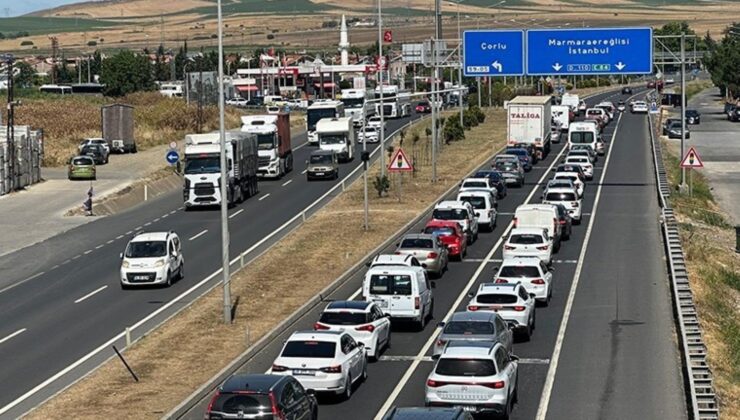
499 266 541 277
509 234 545 245
424 226 456 237
341 97 364 108
567 157 589 164
281 341 336 358
319 312 368 325
209 393 271 415
125 241 166 258
310 154 333 164
506 149 526 157
256 133 276 150
458 196 486 209
320 134 346 145
545 192 578 201
185 155 220 174
570 131 594 144
370 274 413 295
307 108 339 129
433 208 467 220
435 359 497 377
72 157 93 165
400 238 434 249
476 293 517 304
444 321 495 335
81 146 100 154
462 181 488 189
555 174 579 183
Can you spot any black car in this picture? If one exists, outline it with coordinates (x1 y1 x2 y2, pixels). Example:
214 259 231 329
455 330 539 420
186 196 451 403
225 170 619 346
554 204 573 240
383 406 474 420
621 86 632 94
662 118 679 135
80 144 108 164
725 103 740 122
505 147 533 172
474 169 507 199
666 121 690 139
686 109 701 125
205 374 318 420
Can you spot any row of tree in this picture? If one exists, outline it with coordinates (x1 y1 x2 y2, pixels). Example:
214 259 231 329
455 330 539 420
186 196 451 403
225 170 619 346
704 23 740 100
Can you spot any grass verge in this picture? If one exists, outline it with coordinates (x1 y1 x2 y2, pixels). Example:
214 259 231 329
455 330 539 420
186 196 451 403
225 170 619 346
26 108 506 419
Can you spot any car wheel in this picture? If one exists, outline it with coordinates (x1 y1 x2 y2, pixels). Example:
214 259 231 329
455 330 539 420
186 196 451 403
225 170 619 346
165 271 172 287
427 299 435 322
385 330 392 350
343 375 353 401
513 374 519 404
120 283 130 290
362 358 368 381
178 263 185 280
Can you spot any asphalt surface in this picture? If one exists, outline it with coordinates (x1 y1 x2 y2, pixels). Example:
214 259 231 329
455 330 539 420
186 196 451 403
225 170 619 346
177 89 687 420
0 113 423 418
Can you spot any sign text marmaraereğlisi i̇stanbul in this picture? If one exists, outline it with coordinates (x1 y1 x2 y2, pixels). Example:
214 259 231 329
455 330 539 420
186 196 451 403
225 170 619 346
547 37 630 55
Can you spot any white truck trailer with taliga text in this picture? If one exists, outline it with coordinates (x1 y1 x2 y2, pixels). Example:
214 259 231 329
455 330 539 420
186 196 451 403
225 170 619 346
183 131 258 209
507 96 552 160
317 117 355 162
240 113 293 178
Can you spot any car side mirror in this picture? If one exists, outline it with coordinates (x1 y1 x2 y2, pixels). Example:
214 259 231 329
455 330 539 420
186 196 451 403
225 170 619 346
431 281 437 289
510 354 520 362
437 321 446 328
357 342 365 348
467 292 475 298
421 263 428 269
395 242 400 247
529 293 536 298
305 160 309 165
365 261 371 267
506 321 517 330
492 266 499 271
306 389 316 396
549 267 555 272
119 253 123 259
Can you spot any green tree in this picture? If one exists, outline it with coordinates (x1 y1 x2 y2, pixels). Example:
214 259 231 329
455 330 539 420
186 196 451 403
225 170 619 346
100 50 154 96
154 44 170 81
13 62 36 88
704 23 740 99
443 115 465 144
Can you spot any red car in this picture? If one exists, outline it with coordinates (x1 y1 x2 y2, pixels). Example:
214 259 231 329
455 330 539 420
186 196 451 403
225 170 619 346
423 220 467 260
415 101 432 114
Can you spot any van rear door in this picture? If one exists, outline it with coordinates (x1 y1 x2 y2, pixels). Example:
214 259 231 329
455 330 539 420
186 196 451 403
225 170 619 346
367 273 416 318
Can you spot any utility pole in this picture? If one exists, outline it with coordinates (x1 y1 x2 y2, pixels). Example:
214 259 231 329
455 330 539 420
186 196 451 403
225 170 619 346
378 0 386 178
457 2 463 125
680 32 687 191
216 0 232 324
4 55 16 191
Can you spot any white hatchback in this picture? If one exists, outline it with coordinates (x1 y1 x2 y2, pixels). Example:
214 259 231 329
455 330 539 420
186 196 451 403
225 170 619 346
552 172 584 197
495 257 553 305
543 187 582 223
314 301 391 360
503 228 553 265
270 330 368 400
467 282 536 341
564 155 594 180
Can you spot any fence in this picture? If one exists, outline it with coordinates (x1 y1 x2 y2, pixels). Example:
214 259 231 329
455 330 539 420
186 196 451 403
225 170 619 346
0 126 44 195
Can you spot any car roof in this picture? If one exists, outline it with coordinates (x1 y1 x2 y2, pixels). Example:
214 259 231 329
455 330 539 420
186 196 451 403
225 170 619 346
402 233 435 241
501 256 543 266
310 149 335 156
441 341 498 357
289 330 343 341
325 300 372 312
426 220 460 228
457 190 491 198
449 311 497 322
508 227 547 236
435 200 469 209
478 282 519 292
130 231 171 242
462 177 490 183
367 265 419 275
545 187 580 194
221 374 283 393
516 203 557 212
372 254 416 265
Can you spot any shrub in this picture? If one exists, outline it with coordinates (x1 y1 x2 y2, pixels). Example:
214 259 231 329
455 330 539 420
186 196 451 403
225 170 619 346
20 40 33 46
267 34 275 40
443 116 465 143
87 40 97 46
373 175 390 197
463 108 479 129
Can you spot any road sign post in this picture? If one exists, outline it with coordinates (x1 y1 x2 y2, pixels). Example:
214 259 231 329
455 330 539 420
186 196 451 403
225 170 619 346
166 150 179 165
388 148 413 202
679 146 704 197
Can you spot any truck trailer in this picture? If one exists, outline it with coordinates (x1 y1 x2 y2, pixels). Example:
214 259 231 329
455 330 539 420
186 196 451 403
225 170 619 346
240 114 293 178
183 131 258 209
507 96 552 160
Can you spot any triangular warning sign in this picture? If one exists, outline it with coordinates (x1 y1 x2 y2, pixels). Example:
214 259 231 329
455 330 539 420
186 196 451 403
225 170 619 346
680 146 704 169
388 148 414 172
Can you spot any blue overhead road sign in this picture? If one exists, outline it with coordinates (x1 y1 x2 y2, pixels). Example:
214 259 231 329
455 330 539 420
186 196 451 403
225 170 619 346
526 27 652 76
463 30 525 77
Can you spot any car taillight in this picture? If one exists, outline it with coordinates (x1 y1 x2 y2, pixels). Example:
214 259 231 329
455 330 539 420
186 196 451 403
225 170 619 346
495 278 508 283
536 245 549 251
468 305 479 311
415 296 420 310
355 324 375 332
271 364 288 372
512 306 526 311
269 392 286 420
482 381 506 389
531 278 545 284
314 322 330 330
504 245 515 250
205 391 220 415
513 217 518 227
572 202 579 208
394 251 402 255
320 365 342 373
559 219 567 225
427 379 447 388
427 252 438 259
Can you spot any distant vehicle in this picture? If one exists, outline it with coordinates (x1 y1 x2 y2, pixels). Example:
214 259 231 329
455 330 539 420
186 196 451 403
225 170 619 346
374 85 411 118
159 82 183 98
542 187 582 224
507 96 552 160
433 311 513 358
666 121 690 139
415 101 432 114
317 117 355 162
225 97 249 107
564 155 594 180
617 100 626 112
395 233 449 278
366 115 385 130
568 121 600 153
263 95 286 105
495 256 553 305
578 100 587 115
270 330 368 400
358 125 379 143
432 201 479 244
510 142 537 163
306 149 339 181
423 220 468 261
567 147 596 164
631 101 648 114
78 137 110 155
241 114 293 179
67 156 96 181
551 105 572 132
362 265 434 329
621 86 633 94
467 282 536 341
504 148 533 172
119 231 184 289
382 406 474 420
204 374 318 420
585 108 608 126
552 172 585 198
560 93 580 113
686 109 701 125
493 159 524 187
314 301 391 361
39 84 72 95
503 228 554 265
727 104 740 122
341 88 374 127
647 81 656 88
514 204 562 250
80 144 108 165
459 177 499 198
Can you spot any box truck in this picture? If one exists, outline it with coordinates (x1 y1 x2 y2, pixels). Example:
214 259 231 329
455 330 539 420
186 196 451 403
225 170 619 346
240 114 293 178
317 117 355 162
507 96 552 160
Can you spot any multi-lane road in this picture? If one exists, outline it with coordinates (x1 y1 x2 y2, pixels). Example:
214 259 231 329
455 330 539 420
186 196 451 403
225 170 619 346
176 89 687 420
0 113 422 418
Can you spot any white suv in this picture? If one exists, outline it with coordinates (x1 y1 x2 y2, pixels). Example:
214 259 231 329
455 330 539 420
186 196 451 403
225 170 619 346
119 231 184 289
425 341 519 417
467 282 536 341
456 190 497 232
270 330 368 400
495 257 553 306
432 201 479 244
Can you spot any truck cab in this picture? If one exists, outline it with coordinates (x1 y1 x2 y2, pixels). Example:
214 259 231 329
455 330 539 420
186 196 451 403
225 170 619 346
317 117 355 162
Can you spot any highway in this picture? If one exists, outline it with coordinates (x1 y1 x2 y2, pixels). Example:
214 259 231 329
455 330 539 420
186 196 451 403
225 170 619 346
177 88 687 420
0 113 423 418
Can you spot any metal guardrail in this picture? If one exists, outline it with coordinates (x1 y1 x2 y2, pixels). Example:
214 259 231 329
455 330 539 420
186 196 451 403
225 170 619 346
647 112 720 420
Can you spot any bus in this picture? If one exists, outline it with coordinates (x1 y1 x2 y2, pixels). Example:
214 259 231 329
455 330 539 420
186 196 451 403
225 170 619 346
373 85 411 119
340 89 374 127
306 99 344 145
39 84 72 95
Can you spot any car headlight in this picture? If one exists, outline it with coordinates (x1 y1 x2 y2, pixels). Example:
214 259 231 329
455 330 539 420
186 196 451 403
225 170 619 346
154 259 165 268
122 260 130 268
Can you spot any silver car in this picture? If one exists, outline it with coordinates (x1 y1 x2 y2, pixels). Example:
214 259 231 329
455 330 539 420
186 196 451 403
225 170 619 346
433 311 514 358
395 233 449 277
493 159 525 187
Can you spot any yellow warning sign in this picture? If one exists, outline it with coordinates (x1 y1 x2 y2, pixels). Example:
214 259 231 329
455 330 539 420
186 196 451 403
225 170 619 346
679 146 704 169
388 148 414 172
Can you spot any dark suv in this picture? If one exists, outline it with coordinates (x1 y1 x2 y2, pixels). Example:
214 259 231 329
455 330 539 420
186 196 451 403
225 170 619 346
205 374 318 420
726 103 740 122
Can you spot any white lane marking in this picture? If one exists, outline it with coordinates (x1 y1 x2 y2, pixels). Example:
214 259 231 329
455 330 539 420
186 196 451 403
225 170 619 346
125 231 132 235
189 230 208 241
144 222 151 227
178 206 184 210
106 240 114 245
0 271 45 295
463 258 503 263
348 288 362 300
73 285 108 304
535 105 627 420
72 255 81 260
282 179 293 187
552 259 578 264
116 235 125 240
153 217 160 222
497 212 515 215
170 210 177 214
61 260 70 265
95 245 104 250
374 141 568 420
229 209 244 219
161 214 168 219
134 226 142 231
259 194 271 201
83 250 92 255
301 169 308 174
0 329 27 345
51 265 60 270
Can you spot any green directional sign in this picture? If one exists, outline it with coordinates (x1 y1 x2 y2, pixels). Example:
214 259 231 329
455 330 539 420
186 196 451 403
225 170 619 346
592 64 611 71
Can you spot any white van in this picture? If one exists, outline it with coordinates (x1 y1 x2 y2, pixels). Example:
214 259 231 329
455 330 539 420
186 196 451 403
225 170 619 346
513 204 562 251
560 93 579 113
363 265 434 330
568 122 599 152
551 105 571 132
456 190 498 232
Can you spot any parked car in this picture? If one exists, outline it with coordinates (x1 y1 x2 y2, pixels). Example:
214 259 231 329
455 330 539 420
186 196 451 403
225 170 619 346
204 374 318 420
433 311 513 358
314 301 391 361
119 231 184 289
423 220 468 261
666 121 690 139
80 144 109 164
225 97 249 107
467 282 536 341
395 233 449 278
495 256 553 305
67 156 96 181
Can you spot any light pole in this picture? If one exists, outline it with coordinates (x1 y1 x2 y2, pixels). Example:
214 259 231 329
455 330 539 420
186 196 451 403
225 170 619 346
184 56 197 105
455 0 464 125
216 0 232 324
378 0 387 178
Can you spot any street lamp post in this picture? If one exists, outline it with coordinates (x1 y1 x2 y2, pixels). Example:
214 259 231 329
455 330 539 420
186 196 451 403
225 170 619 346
378 0 387 178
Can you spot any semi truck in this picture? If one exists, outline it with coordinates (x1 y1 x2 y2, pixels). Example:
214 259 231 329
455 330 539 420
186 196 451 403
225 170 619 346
316 117 355 162
183 131 258 209
340 88 374 127
306 99 344 145
240 114 293 178
507 96 552 160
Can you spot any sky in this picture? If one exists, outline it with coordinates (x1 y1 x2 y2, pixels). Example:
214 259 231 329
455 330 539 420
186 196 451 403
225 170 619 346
0 0 84 17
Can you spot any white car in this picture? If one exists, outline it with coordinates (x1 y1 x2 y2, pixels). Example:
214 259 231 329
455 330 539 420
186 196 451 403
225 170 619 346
367 254 422 268
543 187 582 223
564 155 594 180
366 115 385 129
314 301 391 360
456 190 497 232
467 282 536 340
78 137 110 154
552 172 584 197
270 330 368 399
503 227 554 265
631 101 648 114
432 201 479 244
425 341 519 417
225 97 248 107
358 126 379 143
567 147 596 164
119 231 184 289
495 257 553 305
459 177 499 199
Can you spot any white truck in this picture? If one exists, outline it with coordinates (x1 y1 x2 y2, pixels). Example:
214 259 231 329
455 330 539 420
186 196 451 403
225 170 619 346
240 113 293 178
341 88 374 127
306 99 344 145
551 105 571 132
560 93 580 114
183 132 258 209
316 117 355 162
507 96 552 160
374 85 411 118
